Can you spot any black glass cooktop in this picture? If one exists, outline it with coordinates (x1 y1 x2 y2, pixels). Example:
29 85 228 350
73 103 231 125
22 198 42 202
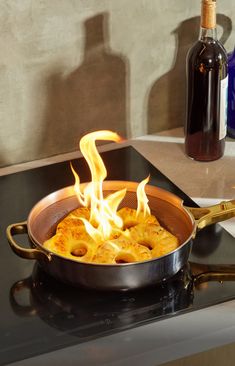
1 146 235 366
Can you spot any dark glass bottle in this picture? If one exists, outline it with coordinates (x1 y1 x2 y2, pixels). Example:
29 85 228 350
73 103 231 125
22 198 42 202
185 0 228 161
227 48 235 138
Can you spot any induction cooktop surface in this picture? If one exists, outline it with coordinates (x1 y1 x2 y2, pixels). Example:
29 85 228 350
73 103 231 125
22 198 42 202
1 146 235 365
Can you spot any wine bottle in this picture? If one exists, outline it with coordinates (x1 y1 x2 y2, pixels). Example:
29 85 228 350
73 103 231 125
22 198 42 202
227 47 235 138
185 0 228 161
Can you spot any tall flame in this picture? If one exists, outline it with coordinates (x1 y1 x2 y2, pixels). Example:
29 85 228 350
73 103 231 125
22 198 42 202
71 130 151 242
136 175 151 217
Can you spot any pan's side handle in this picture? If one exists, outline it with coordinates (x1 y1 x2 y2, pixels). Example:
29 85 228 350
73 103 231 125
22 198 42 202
6 221 51 262
185 200 235 231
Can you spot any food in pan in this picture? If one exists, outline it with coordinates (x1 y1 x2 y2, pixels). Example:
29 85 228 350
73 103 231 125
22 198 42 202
118 207 159 228
92 236 152 264
44 206 179 264
43 131 179 264
129 223 179 258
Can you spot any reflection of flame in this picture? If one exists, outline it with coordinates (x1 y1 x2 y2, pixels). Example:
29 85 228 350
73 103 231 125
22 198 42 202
71 130 151 242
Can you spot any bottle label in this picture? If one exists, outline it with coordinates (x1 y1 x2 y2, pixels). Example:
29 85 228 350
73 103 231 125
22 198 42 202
219 75 228 140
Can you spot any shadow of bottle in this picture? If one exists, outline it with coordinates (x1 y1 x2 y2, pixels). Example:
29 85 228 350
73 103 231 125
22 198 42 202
37 12 129 158
147 14 232 135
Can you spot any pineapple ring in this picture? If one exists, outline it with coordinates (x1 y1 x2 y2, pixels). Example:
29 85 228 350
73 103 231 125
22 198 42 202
118 207 159 229
129 223 179 258
44 227 98 263
56 207 90 234
92 236 152 264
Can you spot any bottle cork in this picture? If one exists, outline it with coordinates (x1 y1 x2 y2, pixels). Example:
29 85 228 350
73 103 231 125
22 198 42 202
201 0 216 29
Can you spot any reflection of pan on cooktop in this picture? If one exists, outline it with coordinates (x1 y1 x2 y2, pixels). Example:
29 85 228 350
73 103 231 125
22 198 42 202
10 263 235 338
10 264 193 337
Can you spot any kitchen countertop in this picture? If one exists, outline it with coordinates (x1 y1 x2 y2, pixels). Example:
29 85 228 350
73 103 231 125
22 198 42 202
2 127 235 366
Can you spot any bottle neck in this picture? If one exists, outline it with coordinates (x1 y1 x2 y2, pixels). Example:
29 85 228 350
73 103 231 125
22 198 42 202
199 27 217 41
199 0 217 40
83 14 107 59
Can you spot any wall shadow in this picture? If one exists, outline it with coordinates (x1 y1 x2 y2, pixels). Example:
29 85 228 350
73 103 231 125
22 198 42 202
0 149 6 167
147 14 232 134
38 12 129 158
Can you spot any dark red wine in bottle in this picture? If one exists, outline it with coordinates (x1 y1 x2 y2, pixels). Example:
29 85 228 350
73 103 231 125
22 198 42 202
185 0 228 161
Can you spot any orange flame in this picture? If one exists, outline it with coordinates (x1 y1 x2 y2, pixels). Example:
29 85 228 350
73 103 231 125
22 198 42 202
71 130 151 242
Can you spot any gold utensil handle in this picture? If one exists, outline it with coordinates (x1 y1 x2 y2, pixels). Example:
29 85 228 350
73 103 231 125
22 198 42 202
6 221 51 262
186 199 235 231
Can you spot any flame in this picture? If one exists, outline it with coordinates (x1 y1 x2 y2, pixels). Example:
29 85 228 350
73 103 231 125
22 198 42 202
71 130 151 243
136 175 151 217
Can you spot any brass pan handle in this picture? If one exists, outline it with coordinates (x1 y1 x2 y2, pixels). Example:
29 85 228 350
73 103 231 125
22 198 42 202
185 200 235 231
6 221 51 262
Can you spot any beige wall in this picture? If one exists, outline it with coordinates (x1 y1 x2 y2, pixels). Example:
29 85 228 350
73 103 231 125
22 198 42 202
0 0 234 167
